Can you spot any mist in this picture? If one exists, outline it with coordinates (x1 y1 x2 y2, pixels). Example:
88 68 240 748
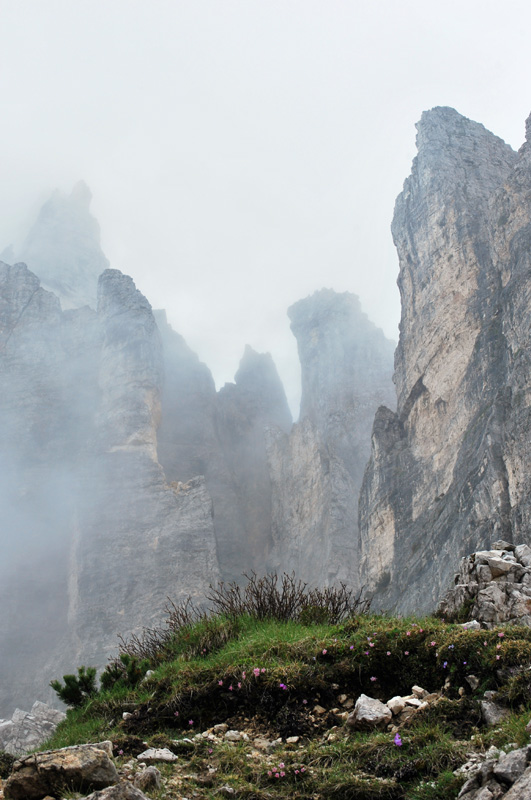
1 0 531 414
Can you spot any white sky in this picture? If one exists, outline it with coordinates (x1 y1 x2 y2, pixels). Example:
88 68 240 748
1 0 530 415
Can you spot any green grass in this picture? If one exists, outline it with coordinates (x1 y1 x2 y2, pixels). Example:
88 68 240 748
34 611 531 799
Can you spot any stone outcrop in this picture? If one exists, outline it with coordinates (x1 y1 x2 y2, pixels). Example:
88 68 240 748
456 744 531 800
0 702 65 757
267 289 395 586
4 741 118 800
438 541 531 628
15 181 108 310
359 107 531 613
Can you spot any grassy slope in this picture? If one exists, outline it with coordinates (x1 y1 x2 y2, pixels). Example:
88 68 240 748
37 612 531 799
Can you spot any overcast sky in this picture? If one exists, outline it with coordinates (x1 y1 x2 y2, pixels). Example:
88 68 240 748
1 0 530 415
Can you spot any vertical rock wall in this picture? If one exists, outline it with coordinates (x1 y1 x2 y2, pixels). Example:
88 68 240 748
267 289 395 587
359 108 531 613
0 265 220 716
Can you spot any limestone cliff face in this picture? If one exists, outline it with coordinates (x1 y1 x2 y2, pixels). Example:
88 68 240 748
156 325 292 580
0 262 99 714
16 181 108 310
267 289 395 586
66 270 220 670
359 107 531 613
216 346 292 575
0 265 219 716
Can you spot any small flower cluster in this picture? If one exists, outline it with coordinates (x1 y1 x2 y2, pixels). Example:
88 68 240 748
216 667 266 692
266 762 306 779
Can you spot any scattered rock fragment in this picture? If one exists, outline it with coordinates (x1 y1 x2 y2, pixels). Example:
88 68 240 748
387 696 405 716
347 694 392 730
80 784 151 800
134 766 161 791
136 748 178 762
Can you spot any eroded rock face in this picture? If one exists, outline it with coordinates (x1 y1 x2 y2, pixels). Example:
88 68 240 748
65 270 220 670
0 265 220 715
215 346 292 577
156 318 292 581
267 289 395 587
359 107 531 613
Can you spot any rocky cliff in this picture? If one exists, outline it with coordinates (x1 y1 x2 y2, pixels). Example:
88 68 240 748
267 289 395 586
359 107 531 613
0 264 220 716
156 324 292 581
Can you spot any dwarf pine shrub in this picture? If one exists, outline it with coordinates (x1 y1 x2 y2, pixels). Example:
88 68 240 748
50 665 97 708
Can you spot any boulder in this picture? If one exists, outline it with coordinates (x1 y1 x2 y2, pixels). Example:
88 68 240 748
481 700 510 727
493 747 530 785
4 741 118 800
515 545 531 568
347 694 392 730
504 765 531 798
